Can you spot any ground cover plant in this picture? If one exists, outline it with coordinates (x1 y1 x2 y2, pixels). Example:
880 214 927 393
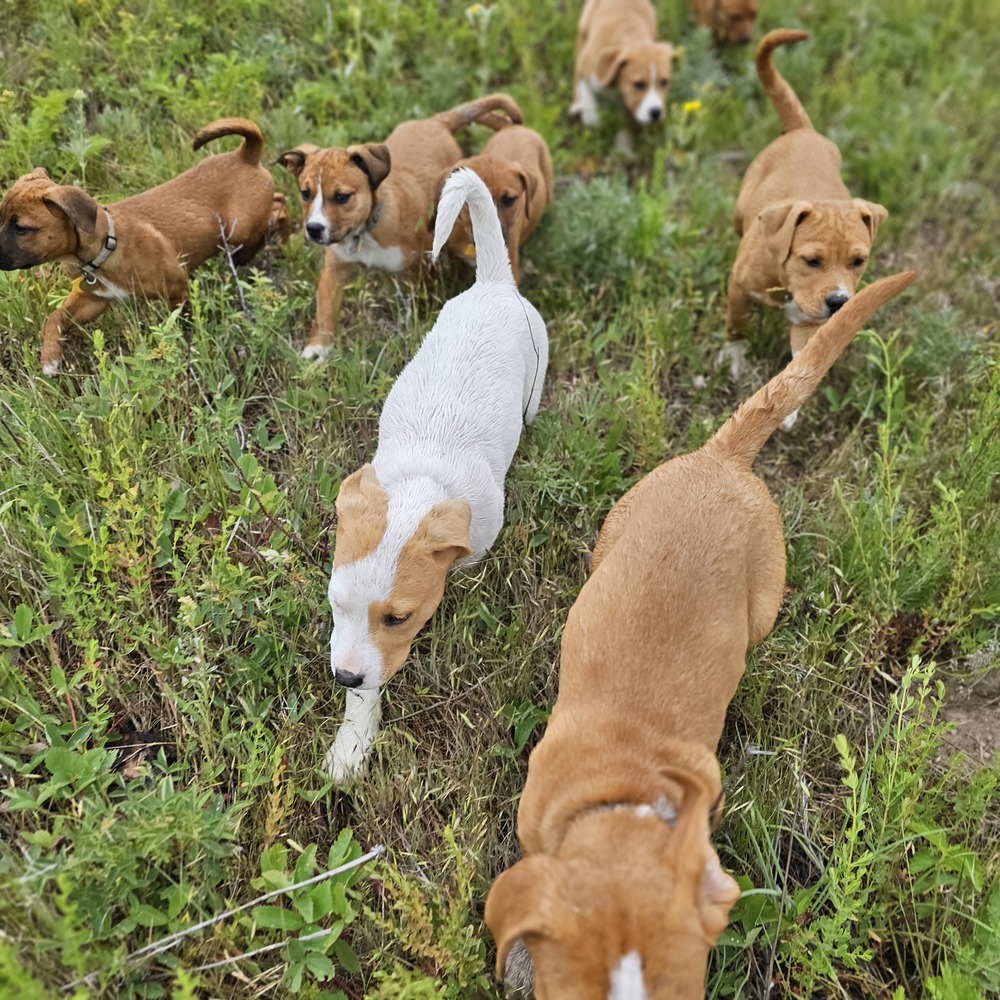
0 0 998 996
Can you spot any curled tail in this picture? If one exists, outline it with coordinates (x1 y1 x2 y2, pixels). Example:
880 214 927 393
431 168 514 286
192 118 265 166
435 93 523 134
756 29 813 132
706 271 916 466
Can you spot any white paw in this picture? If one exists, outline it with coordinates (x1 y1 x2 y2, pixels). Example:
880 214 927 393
579 106 600 128
41 360 61 377
780 407 800 431
300 341 332 361
613 129 636 158
716 341 747 381
323 731 368 784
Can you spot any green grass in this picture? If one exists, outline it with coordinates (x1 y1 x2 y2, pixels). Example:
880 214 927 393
1 0 999 996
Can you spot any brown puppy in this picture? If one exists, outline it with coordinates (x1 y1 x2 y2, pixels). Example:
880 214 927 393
0 119 276 375
486 271 916 1000
434 124 554 284
277 94 522 359
689 0 759 46
724 30 889 388
570 0 674 129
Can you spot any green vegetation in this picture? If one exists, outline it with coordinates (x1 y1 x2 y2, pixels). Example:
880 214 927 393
1 0 998 996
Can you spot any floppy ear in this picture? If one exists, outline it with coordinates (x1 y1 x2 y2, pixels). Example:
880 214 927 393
515 167 537 221
853 198 888 241
349 143 392 191
42 185 99 234
758 199 813 262
596 48 628 87
657 41 675 73
417 499 472 569
27 167 52 181
484 857 561 978
335 464 382 518
276 145 319 177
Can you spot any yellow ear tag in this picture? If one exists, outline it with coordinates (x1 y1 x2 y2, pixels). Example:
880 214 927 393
70 277 84 294
463 244 476 259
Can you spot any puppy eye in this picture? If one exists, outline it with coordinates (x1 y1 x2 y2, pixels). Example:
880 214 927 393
383 612 412 627
299 188 311 201
659 79 669 88
805 257 822 269
633 81 648 91
332 192 351 206
500 193 518 208
852 257 866 268
12 222 29 236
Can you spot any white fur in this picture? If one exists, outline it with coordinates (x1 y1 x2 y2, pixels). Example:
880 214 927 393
573 78 601 127
325 169 548 782
607 951 648 1000
306 186 327 237
330 234 405 271
634 64 663 124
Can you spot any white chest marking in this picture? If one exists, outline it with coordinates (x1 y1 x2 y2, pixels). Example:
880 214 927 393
89 276 130 300
330 232 405 271
608 951 648 1000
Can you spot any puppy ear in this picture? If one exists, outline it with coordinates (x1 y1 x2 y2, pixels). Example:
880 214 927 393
418 499 472 569
42 186 99 235
276 145 319 177
349 144 392 192
596 48 628 88
335 464 382 517
853 198 888 241
484 857 560 978
758 199 813 263
516 167 537 222
27 167 52 181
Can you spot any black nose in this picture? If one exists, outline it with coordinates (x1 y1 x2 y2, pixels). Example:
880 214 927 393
825 291 850 314
306 222 325 242
648 107 662 122
335 670 364 688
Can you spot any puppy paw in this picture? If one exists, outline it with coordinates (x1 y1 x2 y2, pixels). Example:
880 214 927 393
323 735 368 784
579 107 600 128
41 359 62 377
715 341 747 381
300 341 333 362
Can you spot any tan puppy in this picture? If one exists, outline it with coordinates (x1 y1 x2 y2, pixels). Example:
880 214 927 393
486 271 916 999
277 94 522 359
0 119 276 375
725 30 889 383
688 0 759 46
570 0 674 129
434 124 554 283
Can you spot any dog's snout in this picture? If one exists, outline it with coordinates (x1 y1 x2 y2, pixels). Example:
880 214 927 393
335 669 365 688
825 291 849 314
648 106 662 123
305 221 326 242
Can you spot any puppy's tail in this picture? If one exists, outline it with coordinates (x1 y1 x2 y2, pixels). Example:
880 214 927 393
192 118 265 166
435 93 523 134
705 271 916 467
431 167 514 286
756 29 813 132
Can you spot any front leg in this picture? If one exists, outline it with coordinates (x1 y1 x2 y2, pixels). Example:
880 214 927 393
40 287 111 375
304 250 351 360
324 686 382 783
571 78 600 127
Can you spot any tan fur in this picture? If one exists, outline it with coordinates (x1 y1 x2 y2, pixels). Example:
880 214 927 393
333 465 389 567
726 30 889 356
278 94 521 356
571 0 674 124
689 0 759 45
434 124 554 283
486 272 915 999
0 118 276 375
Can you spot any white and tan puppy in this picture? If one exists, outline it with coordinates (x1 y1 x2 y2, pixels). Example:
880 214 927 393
571 0 674 128
323 168 548 783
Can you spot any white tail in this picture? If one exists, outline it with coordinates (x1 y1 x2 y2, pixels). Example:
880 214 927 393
431 167 514 286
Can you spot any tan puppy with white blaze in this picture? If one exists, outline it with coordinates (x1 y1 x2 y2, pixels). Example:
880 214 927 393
571 0 674 129
486 272 916 998
278 94 521 360
323 169 548 783
725 29 889 418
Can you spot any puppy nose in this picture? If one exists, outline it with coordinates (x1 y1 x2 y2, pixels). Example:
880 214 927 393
825 291 850 314
335 669 364 688
648 106 662 122
305 222 325 242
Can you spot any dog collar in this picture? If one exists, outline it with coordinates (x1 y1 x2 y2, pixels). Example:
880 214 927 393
345 200 382 254
78 207 117 285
